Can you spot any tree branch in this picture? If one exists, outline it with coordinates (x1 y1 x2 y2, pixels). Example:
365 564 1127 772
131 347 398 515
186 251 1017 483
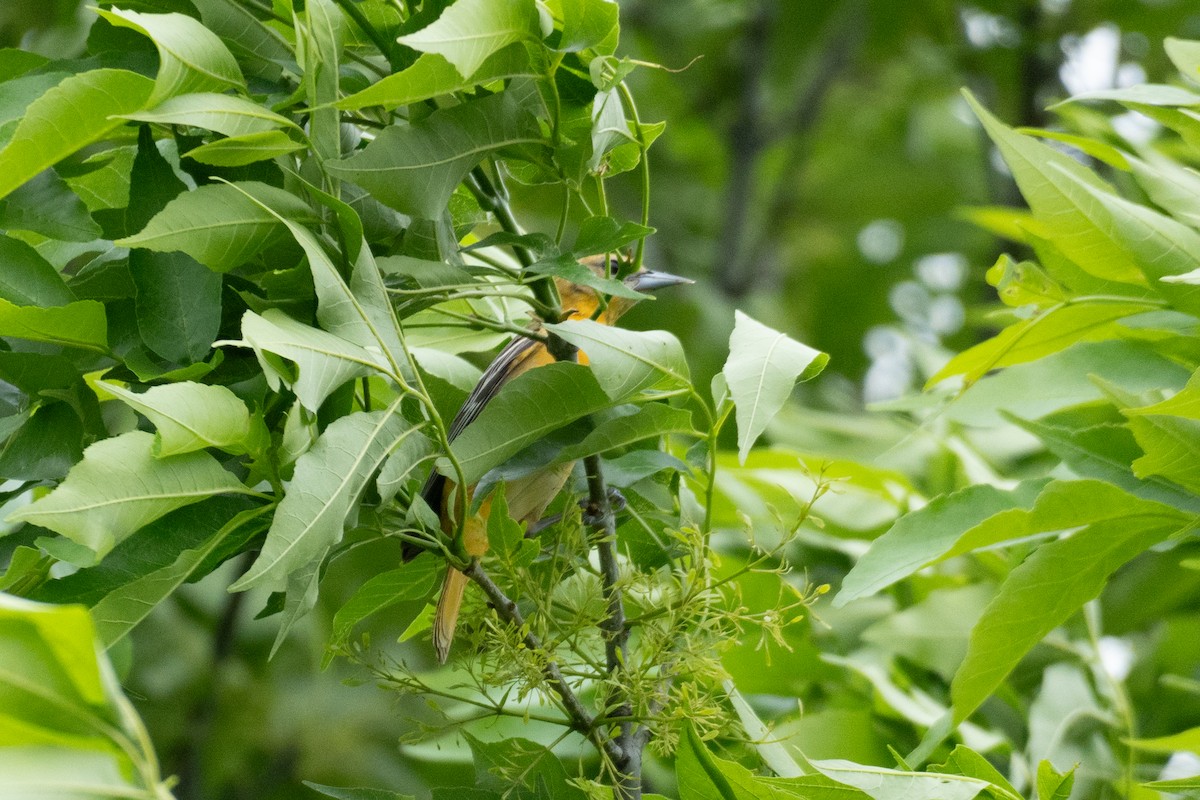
583 454 641 799
460 559 625 765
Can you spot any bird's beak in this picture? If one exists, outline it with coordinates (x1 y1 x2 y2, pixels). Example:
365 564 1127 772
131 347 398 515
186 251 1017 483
625 269 694 293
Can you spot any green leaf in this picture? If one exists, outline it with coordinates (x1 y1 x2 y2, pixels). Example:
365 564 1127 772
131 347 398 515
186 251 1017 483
7 430 250 562
91 504 270 646
0 69 155 201
326 90 543 218
183 130 306 166
1127 367 1200 420
0 168 102 241
928 300 1159 387
0 402 84 481
557 0 620 53
126 125 221 364
808 761 989 800
122 92 300 138
962 90 1145 284
229 309 383 412
377 427 436 503
1142 775 1200 792
190 0 293 79
397 0 541 79
336 46 535 111
1011 414 1200 513
572 215 655 256
1166 37 1200 82
451 362 611 484
232 406 415 594
466 733 588 799
929 747 1022 800
1126 726 1200 756
1052 166 1200 314
296 0 344 162
95 7 243 105
0 595 170 796
0 234 74 307
950 514 1181 724
1035 761 1074 800
554 402 693 463
722 310 828 463
116 181 319 272
304 783 415 800
98 380 258 457
234 181 407 373
836 480 1048 605
548 318 690 399
326 555 440 657
488 484 536 566
33 496 259 607
0 298 107 351
527 253 645 299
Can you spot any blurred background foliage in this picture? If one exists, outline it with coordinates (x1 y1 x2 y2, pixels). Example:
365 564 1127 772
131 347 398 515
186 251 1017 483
5 1 1200 798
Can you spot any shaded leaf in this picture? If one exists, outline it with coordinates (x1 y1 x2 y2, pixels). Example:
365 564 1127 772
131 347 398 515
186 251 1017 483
0 234 74 307
0 168 101 241
326 90 542 218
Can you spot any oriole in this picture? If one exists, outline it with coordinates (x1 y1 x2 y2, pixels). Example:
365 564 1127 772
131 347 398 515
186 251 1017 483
414 255 689 663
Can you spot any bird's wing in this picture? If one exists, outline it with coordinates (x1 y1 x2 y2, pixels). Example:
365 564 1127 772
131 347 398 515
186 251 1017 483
446 333 540 442
417 333 541 513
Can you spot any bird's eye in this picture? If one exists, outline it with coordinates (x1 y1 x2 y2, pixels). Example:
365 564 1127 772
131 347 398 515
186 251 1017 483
606 256 619 276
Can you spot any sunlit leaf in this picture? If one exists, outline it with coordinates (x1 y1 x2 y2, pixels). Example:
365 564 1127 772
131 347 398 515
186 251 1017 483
117 181 319 272
951 514 1182 724
397 0 541 79
228 309 383 412
722 310 827 463
0 69 154 201
232 406 415 594
0 298 106 351
183 130 305 166
122 92 299 138
548 318 689 399
336 46 534 111
7 431 250 562
451 362 611 484
96 7 243 104
98 380 258 457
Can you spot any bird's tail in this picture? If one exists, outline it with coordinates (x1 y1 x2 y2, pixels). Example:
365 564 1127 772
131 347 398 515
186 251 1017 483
433 567 468 663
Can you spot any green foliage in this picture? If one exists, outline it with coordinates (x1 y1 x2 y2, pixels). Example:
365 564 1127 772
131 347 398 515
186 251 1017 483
3 2 1200 800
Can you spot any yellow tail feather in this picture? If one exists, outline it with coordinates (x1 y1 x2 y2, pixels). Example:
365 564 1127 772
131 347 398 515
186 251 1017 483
433 567 468 664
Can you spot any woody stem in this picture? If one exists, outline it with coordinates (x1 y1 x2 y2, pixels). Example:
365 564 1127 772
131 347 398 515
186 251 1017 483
584 454 641 800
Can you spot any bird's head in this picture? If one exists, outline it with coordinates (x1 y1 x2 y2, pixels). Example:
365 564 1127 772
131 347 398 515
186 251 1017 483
555 254 692 323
